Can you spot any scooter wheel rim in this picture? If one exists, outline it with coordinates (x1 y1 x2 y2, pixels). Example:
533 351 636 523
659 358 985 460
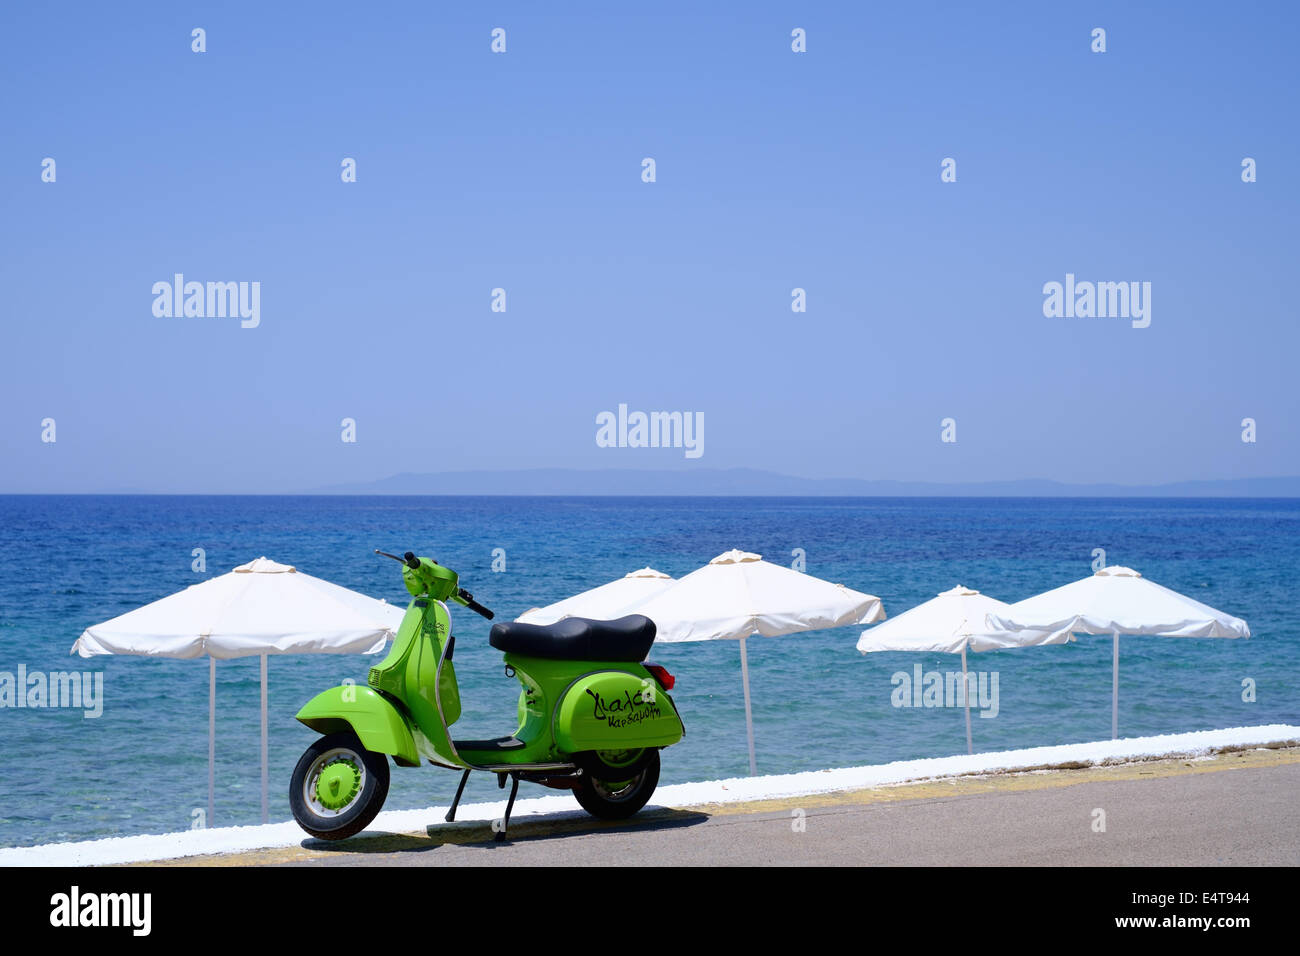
594 748 643 770
590 768 645 801
303 747 368 817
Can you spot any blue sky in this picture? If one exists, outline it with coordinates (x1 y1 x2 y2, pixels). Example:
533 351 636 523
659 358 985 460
2 2 1297 492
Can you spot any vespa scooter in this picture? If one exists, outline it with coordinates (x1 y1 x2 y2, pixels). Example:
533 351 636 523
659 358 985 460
289 551 684 840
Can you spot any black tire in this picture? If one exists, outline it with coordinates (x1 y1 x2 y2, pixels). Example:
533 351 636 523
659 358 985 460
289 731 390 840
575 747 654 779
573 748 660 820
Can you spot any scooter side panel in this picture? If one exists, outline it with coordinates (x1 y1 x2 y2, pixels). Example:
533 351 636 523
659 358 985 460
554 670 685 753
296 685 422 767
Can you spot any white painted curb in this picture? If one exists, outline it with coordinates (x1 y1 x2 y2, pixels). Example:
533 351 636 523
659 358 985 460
4 723 1296 866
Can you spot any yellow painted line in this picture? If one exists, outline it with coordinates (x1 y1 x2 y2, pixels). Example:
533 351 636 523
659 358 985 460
699 744 1300 816
141 744 1300 867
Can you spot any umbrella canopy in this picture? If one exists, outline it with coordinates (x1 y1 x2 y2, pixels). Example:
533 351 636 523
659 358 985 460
857 585 1074 753
73 556 400 659
858 585 1072 655
628 549 884 643
71 557 402 824
985 566 1249 739
985 566 1250 640
622 549 885 774
515 567 674 625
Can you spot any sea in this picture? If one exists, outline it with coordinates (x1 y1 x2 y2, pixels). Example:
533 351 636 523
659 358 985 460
0 495 1295 849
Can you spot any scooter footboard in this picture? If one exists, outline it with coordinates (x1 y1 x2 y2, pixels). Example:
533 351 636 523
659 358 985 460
554 670 684 753
296 685 422 767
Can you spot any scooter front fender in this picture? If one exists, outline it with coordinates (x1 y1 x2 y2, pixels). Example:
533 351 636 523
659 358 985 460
296 686 421 767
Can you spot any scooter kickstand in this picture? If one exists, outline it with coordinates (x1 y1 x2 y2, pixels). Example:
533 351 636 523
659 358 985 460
495 774 519 843
446 769 471 822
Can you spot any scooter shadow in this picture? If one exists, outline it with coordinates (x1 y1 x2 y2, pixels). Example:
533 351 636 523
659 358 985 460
299 805 710 855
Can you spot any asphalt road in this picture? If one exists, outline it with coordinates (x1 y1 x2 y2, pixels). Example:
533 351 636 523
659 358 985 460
271 754 1299 867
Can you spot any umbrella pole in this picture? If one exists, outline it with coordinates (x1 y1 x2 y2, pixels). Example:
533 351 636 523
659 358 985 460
739 637 757 776
260 653 268 825
208 658 215 828
961 645 973 755
1112 631 1119 740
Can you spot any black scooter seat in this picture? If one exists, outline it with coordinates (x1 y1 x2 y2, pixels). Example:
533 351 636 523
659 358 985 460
489 615 656 663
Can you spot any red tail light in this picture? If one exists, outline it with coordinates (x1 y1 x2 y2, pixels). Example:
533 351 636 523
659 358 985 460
645 663 675 691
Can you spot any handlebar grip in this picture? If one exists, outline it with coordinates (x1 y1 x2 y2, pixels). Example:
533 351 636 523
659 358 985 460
458 589 494 620
403 551 420 570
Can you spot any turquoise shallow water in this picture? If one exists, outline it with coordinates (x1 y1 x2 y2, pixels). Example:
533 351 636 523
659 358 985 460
0 494 1296 848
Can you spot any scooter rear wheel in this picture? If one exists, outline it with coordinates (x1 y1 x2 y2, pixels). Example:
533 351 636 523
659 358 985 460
289 731 390 840
573 748 660 820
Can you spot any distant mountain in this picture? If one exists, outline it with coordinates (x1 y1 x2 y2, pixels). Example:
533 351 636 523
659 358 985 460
309 468 1300 497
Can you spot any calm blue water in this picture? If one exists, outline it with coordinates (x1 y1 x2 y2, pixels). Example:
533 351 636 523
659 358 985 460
0 495 1296 849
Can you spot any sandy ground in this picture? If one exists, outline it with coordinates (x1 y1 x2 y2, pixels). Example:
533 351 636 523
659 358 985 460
148 744 1300 866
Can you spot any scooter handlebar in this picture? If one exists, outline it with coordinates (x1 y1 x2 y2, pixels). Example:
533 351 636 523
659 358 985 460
457 588 495 620
380 550 491 617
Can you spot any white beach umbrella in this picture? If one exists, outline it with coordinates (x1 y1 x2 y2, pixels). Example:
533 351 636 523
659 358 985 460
515 568 674 625
72 557 402 825
985 566 1250 739
623 550 885 775
857 586 1074 754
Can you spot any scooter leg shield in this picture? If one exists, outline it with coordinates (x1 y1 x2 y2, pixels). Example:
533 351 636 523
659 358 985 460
554 670 685 754
296 685 421 767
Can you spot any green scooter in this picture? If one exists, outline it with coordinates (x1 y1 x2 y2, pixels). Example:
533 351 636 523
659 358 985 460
289 551 684 841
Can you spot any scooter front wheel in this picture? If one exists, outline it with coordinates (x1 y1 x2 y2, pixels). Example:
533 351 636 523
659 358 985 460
572 748 660 820
289 731 390 840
